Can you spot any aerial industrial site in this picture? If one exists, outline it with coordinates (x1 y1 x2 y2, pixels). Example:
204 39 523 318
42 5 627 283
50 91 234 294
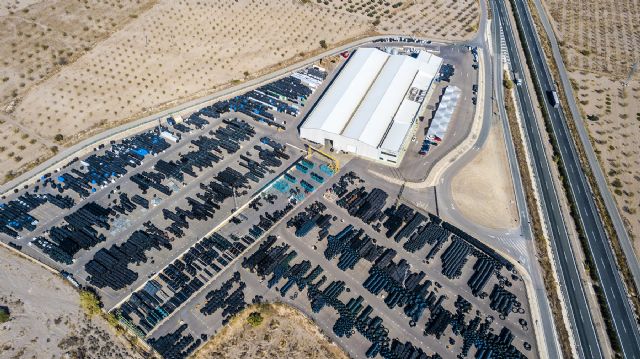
1 1 639 359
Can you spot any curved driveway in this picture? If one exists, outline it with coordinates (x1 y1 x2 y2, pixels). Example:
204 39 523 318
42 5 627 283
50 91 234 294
0 6 562 358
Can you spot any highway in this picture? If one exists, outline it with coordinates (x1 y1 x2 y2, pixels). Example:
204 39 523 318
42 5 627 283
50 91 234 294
529 0 640 309
497 0 640 357
494 1 601 358
0 3 574 355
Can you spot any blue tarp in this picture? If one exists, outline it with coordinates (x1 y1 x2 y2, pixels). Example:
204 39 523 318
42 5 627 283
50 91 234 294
133 148 149 156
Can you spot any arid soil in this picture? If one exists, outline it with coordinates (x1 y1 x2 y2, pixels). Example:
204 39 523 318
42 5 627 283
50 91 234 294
0 0 157 181
0 245 144 359
0 0 479 183
451 118 519 230
193 303 349 359
542 0 640 254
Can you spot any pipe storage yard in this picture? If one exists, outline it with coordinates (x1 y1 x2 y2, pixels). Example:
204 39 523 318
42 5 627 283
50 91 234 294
299 48 442 165
0 38 534 359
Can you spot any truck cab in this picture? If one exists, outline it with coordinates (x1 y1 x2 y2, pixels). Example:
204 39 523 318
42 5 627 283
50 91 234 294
514 72 522 86
547 90 560 108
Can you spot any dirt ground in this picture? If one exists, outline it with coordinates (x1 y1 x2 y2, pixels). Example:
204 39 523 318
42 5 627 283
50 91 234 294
0 245 144 359
541 0 640 254
451 119 519 230
0 0 479 183
193 303 349 359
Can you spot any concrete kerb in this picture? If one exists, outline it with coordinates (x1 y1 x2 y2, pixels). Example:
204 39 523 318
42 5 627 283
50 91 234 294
366 51 486 188
0 34 455 198
508 85 576 358
0 240 59 276
420 51 486 189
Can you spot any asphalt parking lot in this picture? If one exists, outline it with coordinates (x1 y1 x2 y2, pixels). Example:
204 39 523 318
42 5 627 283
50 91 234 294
367 44 479 183
0 43 532 358
145 163 536 358
113 154 337 335
8 114 303 307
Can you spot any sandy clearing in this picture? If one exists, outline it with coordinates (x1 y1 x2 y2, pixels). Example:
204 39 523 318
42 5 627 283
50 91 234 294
193 302 349 359
451 120 519 230
0 245 144 359
0 0 479 183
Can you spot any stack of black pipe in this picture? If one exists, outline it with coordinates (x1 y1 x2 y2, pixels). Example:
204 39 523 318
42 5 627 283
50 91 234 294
85 228 172 290
148 323 200 359
489 284 520 318
440 236 473 279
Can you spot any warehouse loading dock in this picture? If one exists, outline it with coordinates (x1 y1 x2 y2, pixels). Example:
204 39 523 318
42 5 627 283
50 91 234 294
299 48 442 166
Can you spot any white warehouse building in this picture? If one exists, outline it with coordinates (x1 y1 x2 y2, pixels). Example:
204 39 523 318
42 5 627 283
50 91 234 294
299 47 442 165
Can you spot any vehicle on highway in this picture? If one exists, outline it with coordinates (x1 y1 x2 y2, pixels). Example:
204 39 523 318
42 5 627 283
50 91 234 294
511 72 522 86
547 90 560 108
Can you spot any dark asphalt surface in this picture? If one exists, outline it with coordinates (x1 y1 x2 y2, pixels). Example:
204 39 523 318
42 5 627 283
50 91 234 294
509 0 640 356
529 0 640 298
495 0 607 357
501 0 640 357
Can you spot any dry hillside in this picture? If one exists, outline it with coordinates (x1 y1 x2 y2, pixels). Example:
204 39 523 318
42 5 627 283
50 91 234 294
0 0 479 183
0 245 144 359
193 303 349 359
542 0 640 253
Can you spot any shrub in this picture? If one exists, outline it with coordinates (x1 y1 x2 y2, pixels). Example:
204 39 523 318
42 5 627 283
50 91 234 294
79 290 101 316
0 307 9 323
247 311 263 327
54 134 64 142
611 178 623 188
503 78 514 89
319 40 327 49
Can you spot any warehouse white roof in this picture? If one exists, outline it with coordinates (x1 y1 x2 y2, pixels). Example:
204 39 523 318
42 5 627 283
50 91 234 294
301 48 389 134
342 55 419 147
380 99 420 152
380 121 411 153
416 51 442 78
300 47 442 161
427 86 461 140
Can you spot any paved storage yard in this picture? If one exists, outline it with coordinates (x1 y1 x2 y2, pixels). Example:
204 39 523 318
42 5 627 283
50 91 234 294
0 42 529 358
0 65 323 308
143 167 536 358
